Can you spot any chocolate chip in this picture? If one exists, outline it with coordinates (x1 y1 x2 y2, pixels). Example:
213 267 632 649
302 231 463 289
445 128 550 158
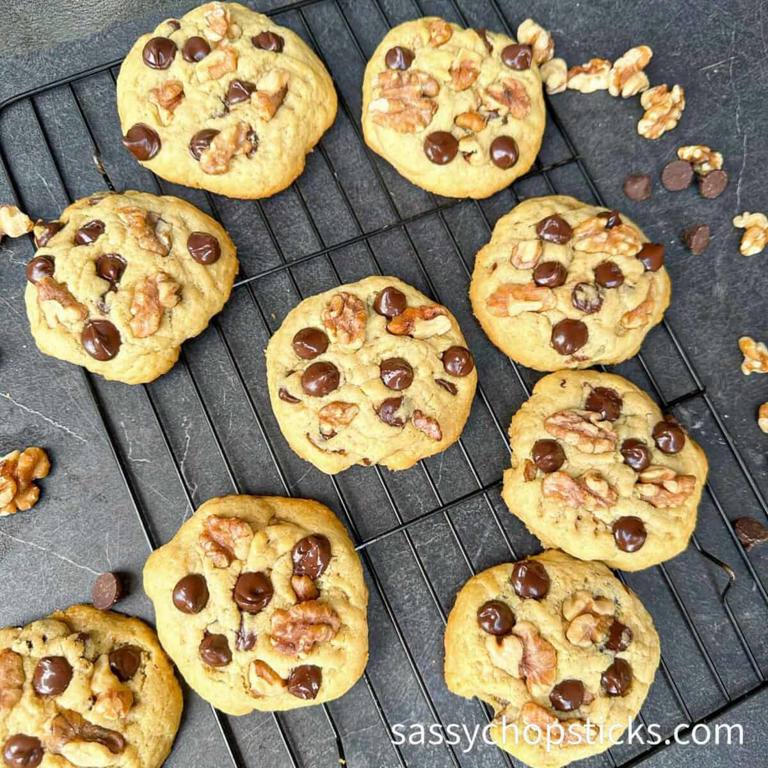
92 572 125 610
291 328 328 360
501 43 532 70
96 254 126 291
189 129 220 160
378 397 405 427
278 387 300 403
122 123 161 161
612 516 647 552
604 620 632 652
292 534 331 579
734 517 768 551
82 319 120 361
424 131 458 165
301 361 340 396
226 78 256 105
435 378 457 395
571 283 603 314
652 418 685 453
531 439 565 472
186 231 221 264
172 573 209 614
536 214 573 244
166 19 181 31
33 656 72 696
373 286 407 318
380 358 413 390
475 28 493 53
490 136 519 169
533 261 567 288
142 36 176 69
182 36 210 62
594 260 624 288
442 346 474 377
636 242 664 272
287 664 322 699
476 600 515 635
623 174 652 201
26 256 55 284
34 220 63 247
585 387 622 421
601 658 632 696
74 220 105 245
620 438 651 471
3 735 43 768
385 45 414 70
549 679 585 711
681 223 710 255
511 560 550 600
108 647 141 682
252 31 285 52
661 159 694 191
551 319 588 355
699 168 728 198
234 571 273 614
597 210 622 229
236 626 257 651
199 633 231 667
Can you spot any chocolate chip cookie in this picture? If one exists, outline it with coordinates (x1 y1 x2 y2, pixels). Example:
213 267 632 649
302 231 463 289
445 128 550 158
470 195 671 370
25 190 237 384
361 18 546 198
116 2 337 199
502 371 708 571
265 276 478 473
445 550 661 768
0 605 182 768
143 495 368 714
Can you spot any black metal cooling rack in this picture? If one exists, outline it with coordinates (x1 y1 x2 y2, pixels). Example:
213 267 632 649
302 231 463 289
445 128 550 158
1 0 766 766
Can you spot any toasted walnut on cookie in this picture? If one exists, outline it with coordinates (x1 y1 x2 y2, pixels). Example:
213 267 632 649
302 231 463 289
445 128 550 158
0 447 50 517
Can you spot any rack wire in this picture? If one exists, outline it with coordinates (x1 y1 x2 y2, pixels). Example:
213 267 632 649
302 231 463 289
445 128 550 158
1 0 766 766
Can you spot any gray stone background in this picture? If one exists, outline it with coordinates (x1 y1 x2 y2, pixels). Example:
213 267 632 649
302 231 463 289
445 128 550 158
0 1 767 766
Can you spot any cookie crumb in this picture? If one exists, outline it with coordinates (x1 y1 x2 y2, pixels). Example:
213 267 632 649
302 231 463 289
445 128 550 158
734 517 768 550
623 174 652 201
680 224 710 255
92 572 126 611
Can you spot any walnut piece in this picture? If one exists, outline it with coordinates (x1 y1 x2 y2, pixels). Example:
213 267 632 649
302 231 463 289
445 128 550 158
512 621 557 693
486 283 556 317
203 1 241 42
318 401 359 438
510 240 543 269
567 58 611 93
322 292 367 348
518 702 595 746
638 84 685 139
540 58 567 94
450 54 481 91
248 660 286 697
542 470 618 511
386 305 450 338
91 655 133 720
197 44 239 82
252 69 289 121
271 600 340 655
0 447 50 517
544 409 617 453
563 589 615 648
733 212 768 256
620 282 655 329
370 70 439 133
0 649 24 710
482 76 531 120
117 206 171 255
636 465 696 508
572 215 643 256
412 410 442 441
455 111 486 132
562 589 615 621
516 18 554 64
291 574 319 602
609 46 652 97
759 403 768 434
0 204 33 239
200 121 254 174
129 273 180 339
485 633 523 678
678 144 722 175
47 709 125 762
428 18 452 46
148 80 184 125
36 277 88 328
200 514 253 567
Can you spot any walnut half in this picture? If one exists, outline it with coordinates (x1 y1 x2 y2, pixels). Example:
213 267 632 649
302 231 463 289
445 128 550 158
322 292 367 348
199 514 253 567
733 212 768 256
637 84 685 139
0 204 33 239
370 70 439 133
544 409 617 453
567 58 611 93
270 600 340 655
516 18 554 64
609 46 652 98
0 447 50 517
129 272 180 339
542 470 618 511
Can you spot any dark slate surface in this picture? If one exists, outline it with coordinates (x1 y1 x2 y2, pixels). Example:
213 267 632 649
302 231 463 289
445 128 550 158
0 1 766 767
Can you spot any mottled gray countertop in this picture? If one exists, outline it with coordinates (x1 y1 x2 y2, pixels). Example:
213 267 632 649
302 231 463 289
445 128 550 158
0 1 766 767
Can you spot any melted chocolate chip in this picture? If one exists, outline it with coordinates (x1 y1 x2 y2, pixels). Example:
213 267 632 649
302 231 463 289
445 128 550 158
623 173 652 201
661 159 694 191
531 439 565 473
734 517 768 551
442 346 474 377
585 387 622 421
287 664 322 699
533 261 567 288
142 36 177 69
536 215 573 244
2 735 43 768
385 45 414 70
96 254 126 291
620 438 651 471
226 78 256 105
511 560 550 600
186 231 221 264
92 572 125 610
637 242 664 272
292 327 329 359
252 31 285 52
604 620 633 652
236 626 257 651
681 223 710 255
435 378 457 395
199 633 231 667
82 320 121 361
476 600 515 636
594 261 624 288
612 516 647 552
601 658 632 696
301 361 340 396
378 397 405 427
189 129 220 160
279 387 300 403
699 168 728 199
292 534 331 579
182 36 210 62
571 282 603 314
74 220 105 245
380 358 413 390
549 679 585 711
233 571 273 614
475 28 493 53
551 318 588 355
501 43 532 70
424 131 458 165
108 647 141 682
172 573 209 614
597 210 622 229
490 136 519 169
122 123 161 161
374 286 407 318
34 220 63 247
33 656 72 696
26 256 55 284
652 418 685 453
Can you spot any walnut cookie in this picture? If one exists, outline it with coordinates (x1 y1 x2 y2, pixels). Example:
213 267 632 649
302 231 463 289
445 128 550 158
502 371 708 571
143 495 368 714
0 605 182 768
470 195 671 370
116 2 337 199
445 550 660 768
24 190 237 385
265 276 478 474
361 18 546 198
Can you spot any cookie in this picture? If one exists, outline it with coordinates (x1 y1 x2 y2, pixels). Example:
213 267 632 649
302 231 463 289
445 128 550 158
143 495 368 714
361 18 546 198
502 371 708 571
265 276 478 473
470 195 671 370
116 2 337 199
445 550 661 768
25 190 237 385
0 604 182 768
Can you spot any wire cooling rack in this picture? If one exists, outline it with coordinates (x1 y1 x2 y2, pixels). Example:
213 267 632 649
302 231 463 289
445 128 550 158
0 0 766 766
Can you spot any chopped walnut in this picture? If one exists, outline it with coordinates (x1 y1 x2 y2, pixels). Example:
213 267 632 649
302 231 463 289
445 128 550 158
36 277 87 327
458 135 483 165
197 44 239 82
542 470 618 511
200 121 254 174
455 111 486 132
563 590 615 647
271 600 340 655
609 46 652 97
678 144 722 174
544 409 617 453
510 240 543 269
512 621 557 693
148 80 184 125
733 212 768 256
516 18 554 64
759 403 768 433
47 709 125 761
567 58 611 93
129 273 180 339
291 574 319 602
203 1 241 42
428 18 452 46
0 204 33 239
370 70 439 133
572 215 643 256
450 54 480 91
323 292 367 347
318 401 359 438
486 283 556 317
0 447 50 517
636 465 696 508
386 305 450 338
638 84 685 140
540 58 567 94
562 589 615 621
200 514 253 567
523 459 537 481
485 633 523 678
482 76 531 120
248 660 286 697
91 655 133 720
252 69 289 121
620 282 655 329
117 206 171 255
412 410 442 441
518 702 594 745
0 649 23 710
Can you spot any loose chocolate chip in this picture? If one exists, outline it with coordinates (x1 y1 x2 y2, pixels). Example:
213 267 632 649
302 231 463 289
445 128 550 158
34 220 63 247
536 214 573 244
189 129 220 160
442 346 474 377
142 36 177 69
108 647 141 682
661 159 694 191
435 378 457 395
301 361 340 396
571 282 603 314
533 261 567 288
490 136 519 169
26 256 55 284
612 516 647 552
597 210 622 229
476 600 515 636
699 168 728 198
501 43 532 70
3 735 43 768
380 358 413 390
604 620 633 652
424 131 458 165
172 573 209 614
122 123 161 161
601 658 632 696
734 517 768 551
652 418 685 453
585 387 622 421
74 220 105 245
292 327 329 359
292 534 331 579
549 679 585 711
92 572 125 611
681 223 710 255
186 231 221 264
511 559 550 600
182 36 210 62
636 242 664 272
252 31 285 52
226 78 256 105
620 438 651 471
475 28 493 53
378 396 405 427
233 571 273 614
531 439 565 473
96 254 126 291
385 45 414 70
33 656 72 696
623 174 652 201
287 664 322 699
278 387 300 403
199 633 231 667
373 286 407 318
551 319 588 355
594 260 624 288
